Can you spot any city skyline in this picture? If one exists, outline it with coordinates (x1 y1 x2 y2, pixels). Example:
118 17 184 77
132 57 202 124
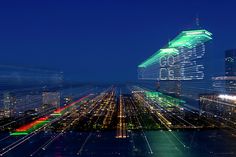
0 1 236 157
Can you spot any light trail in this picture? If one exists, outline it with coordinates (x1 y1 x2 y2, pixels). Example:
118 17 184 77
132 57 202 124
0 136 10 142
128 97 153 154
77 133 92 156
116 91 127 139
0 94 91 156
29 93 99 156
130 86 188 148
76 87 115 155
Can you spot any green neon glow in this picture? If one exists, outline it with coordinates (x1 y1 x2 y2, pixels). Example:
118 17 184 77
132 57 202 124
10 120 50 136
10 95 90 136
10 132 28 136
168 29 212 48
138 29 212 68
145 91 185 107
28 121 48 132
138 48 179 68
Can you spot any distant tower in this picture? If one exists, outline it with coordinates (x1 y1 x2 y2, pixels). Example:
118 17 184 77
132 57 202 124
225 49 236 93
225 49 236 76
3 92 14 118
42 92 60 110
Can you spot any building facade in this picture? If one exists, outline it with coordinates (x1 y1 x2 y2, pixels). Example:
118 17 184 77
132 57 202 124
225 49 236 93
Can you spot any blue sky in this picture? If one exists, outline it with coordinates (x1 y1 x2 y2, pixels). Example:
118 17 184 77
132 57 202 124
0 0 235 82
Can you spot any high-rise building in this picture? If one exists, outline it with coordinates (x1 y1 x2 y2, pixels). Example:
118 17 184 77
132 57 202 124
225 49 236 76
138 29 212 81
42 92 60 111
3 92 15 118
225 49 236 93
138 29 212 99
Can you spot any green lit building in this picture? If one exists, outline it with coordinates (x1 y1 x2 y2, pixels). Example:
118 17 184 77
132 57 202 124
138 29 212 81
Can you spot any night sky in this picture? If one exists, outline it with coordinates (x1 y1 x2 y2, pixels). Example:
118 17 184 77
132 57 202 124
0 0 235 82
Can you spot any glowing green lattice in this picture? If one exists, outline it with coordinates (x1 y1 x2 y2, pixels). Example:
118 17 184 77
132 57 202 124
145 91 185 107
138 48 179 68
138 29 212 68
168 29 212 48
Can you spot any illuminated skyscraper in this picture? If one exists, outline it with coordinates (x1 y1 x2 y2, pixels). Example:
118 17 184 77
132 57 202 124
138 29 212 98
42 92 60 110
138 29 212 81
225 49 236 76
225 49 236 93
3 92 14 118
